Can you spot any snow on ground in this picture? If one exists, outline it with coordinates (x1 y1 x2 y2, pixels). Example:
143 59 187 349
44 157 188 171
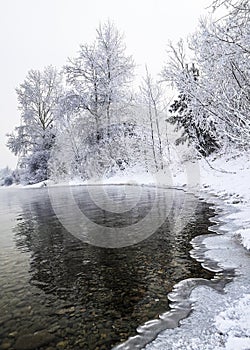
0 180 52 189
199 153 250 252
215 294 250 350
143 152 250 350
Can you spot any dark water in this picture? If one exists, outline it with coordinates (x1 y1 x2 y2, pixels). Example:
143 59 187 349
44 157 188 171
0 186 215 350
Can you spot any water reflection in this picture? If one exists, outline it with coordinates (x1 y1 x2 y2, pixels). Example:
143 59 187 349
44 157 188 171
48 185 173 248
4 187 215 349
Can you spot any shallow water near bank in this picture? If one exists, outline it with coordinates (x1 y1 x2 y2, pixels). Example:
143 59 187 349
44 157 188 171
0 185 218 350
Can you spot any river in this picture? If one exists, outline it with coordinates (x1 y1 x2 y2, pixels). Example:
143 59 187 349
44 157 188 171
0 185 215 350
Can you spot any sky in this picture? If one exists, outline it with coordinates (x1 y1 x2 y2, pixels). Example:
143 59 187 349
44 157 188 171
0 0 211 169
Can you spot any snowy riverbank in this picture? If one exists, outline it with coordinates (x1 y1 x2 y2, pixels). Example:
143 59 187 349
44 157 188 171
143 153 250 350
199 153 250 252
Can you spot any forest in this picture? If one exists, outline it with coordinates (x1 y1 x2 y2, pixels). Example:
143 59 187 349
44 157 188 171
3 0 250 185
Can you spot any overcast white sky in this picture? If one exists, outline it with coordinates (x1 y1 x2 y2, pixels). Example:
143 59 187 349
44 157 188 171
0 0 211 169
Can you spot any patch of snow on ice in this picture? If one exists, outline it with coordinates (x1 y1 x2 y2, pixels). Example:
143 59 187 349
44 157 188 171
234 229 250 251
215 294 250 350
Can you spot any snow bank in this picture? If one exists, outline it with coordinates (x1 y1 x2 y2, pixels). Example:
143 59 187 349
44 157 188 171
200 153 250 204
215 294 250 350
233 228 250 251
199 154 250 252
92 171 157 186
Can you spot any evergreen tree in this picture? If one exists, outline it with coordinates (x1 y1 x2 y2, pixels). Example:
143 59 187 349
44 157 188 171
169 94 220 157
167 63 220 157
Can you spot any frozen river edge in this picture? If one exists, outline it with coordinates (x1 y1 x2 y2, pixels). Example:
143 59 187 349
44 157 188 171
111 185 250 350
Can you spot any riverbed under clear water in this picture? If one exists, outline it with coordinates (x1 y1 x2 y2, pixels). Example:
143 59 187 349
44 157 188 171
0 186 215 350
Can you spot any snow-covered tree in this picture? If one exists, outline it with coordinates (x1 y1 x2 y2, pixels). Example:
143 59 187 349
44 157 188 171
139 67 168 170
162 0 250 154
190 2 250 148
49 21 137 180
0 167 13 186
167 62 220 156
65 21 135 132
51 101 147 181
7 66 63 183
162 42 221 157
